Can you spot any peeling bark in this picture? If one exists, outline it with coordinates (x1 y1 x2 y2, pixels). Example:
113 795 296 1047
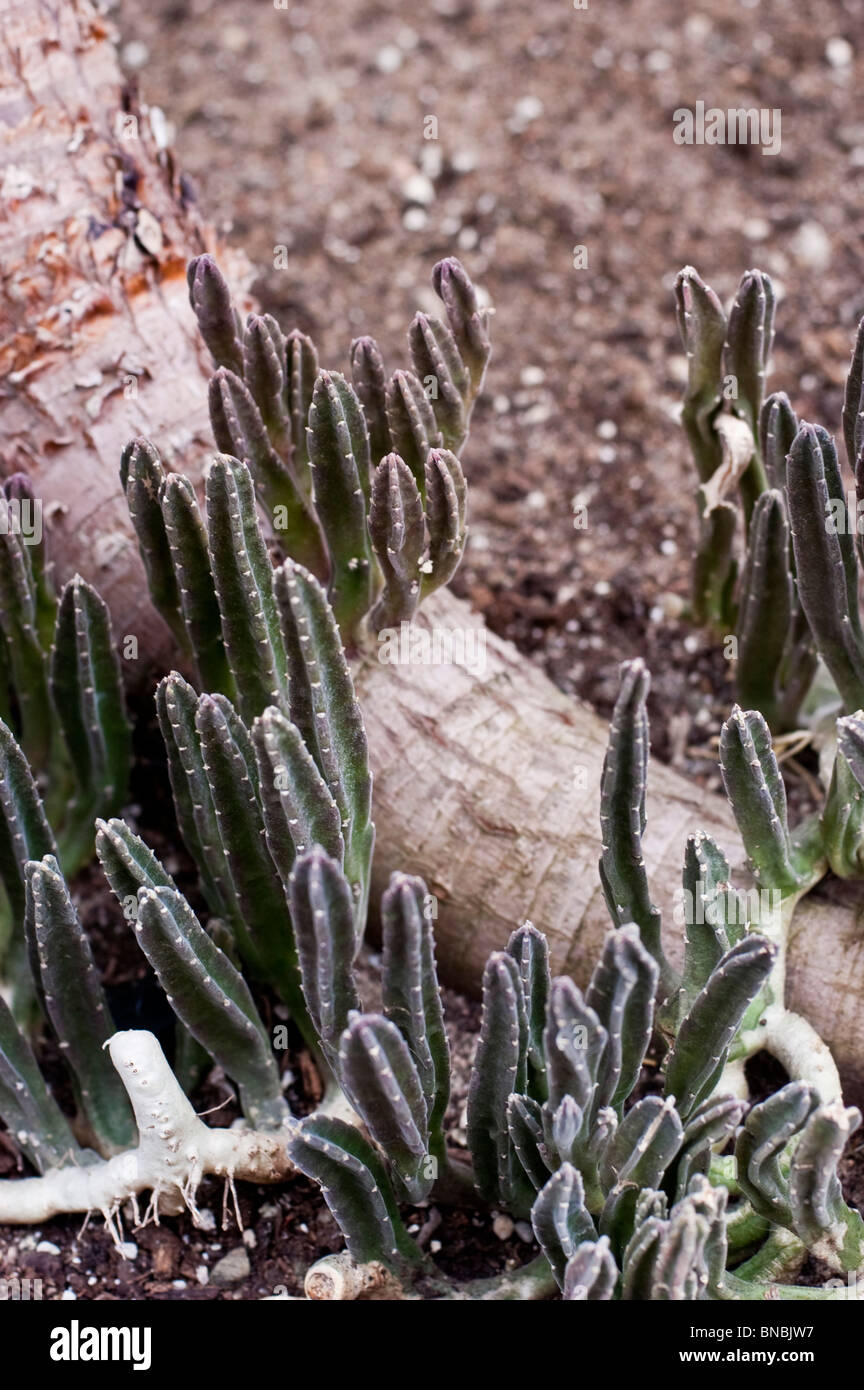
0 0 251 665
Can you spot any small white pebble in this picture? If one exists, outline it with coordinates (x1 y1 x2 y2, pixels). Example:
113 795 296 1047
520 401 552 425
508 95 543 131
791 222 831 272
121 40 149 69
659 592 686 619
520 366 545 387
451 149 477 174
685 15 711 39
36 1240 61 1255
376 44 403 73
596 419 617 440
826 36 854 68
513 95 543 122
644 49 671 72
492 1213 515 1240
401 172 435 205
742 217 770 241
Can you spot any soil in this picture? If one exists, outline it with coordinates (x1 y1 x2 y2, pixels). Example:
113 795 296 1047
113 0 864 773
4 0 864 1299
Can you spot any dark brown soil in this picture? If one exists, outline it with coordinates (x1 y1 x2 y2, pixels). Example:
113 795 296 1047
113 0 864 768
0 973 516 1302
4 0 864 1300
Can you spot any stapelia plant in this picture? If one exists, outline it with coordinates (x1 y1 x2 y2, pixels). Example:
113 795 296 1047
0 474 130 1010
675 270 864 893
604 664 835 1096
1 656 861 1300
674 266 817 731
126 255 490 652
0 557 370 1233
284 661 862 1301
675 267 864 742
95 537 374 1066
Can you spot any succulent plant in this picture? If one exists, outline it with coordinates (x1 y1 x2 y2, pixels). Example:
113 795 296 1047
285 661 861 1300
287 862 860 1301
0 474 130 1012
152 255 491 649
0 536 369 1178
674 269 864 910
0 650 861 1301
674 267 819 731
106 449 377 1064
96 538 374 1065
675 266 864 743
785 418 864 716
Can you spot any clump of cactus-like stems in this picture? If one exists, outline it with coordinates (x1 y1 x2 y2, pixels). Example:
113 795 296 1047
0 551 372 1234
124 255 489 664
287 660 861 1299
675 265 864 740
675 267 864 897
0 522 374 1183
2 651 862 1300
0 473 130 1013
601 664 837 1101
106 450 376 1068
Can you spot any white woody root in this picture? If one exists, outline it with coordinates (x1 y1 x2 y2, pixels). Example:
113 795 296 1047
762 1009 843 1102
730 1005 844 1104
0 1031 293 1239
304 1253 402 1301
